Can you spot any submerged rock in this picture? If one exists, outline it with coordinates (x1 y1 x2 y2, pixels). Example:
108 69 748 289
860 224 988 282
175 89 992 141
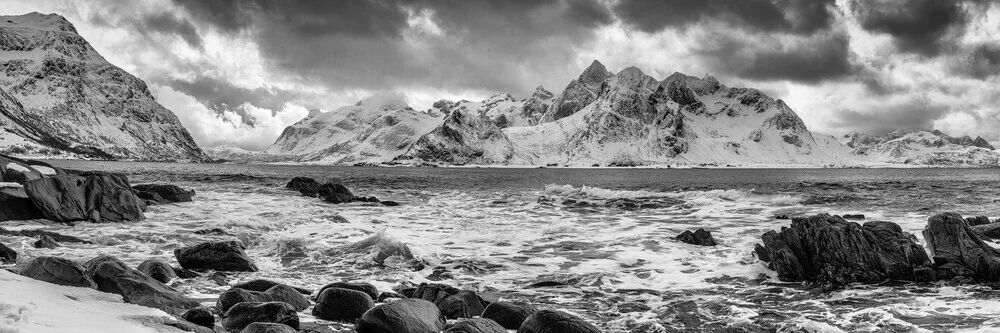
348 230 416 265
23 173 145 223
233 279 312 295
218 284 310 312
756 214 935 285
286 177 322 196
85 255 199 315
132 184 195 204
676 228 717 246
445 318 507 333
924 213 1000 281
315 281 379 300
842 214 865 220
0 242 15 263
20 256 95 288
0 228 89 243
174 241 258 272
312 287 374 321
517 309 601 333
356 299 446 333
137 259 177 284
181 306 215 329
221 302 300 332
481 301 539 329
33 235 59 249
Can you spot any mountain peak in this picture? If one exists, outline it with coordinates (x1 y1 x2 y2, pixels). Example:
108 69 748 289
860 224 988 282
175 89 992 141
1 12 77 34
580 60 611 84
357 92 409 110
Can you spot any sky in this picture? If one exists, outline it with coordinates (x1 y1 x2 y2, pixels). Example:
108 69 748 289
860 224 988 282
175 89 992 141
2 0 999 150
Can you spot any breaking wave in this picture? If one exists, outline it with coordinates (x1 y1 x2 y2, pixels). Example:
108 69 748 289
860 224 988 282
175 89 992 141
542 184 802 206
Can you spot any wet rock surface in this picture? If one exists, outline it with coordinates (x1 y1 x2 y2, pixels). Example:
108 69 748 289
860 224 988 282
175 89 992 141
84 255 199 315
221 302 300 333
174 241 258 272
20 256 95 288
355 299 446 333
676 228 717 246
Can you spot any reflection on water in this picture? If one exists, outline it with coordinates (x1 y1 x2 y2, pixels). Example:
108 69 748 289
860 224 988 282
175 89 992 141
4 161 1000 332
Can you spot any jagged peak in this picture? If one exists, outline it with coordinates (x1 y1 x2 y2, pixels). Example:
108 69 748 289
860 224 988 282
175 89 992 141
530 85 554 100
0 12 78 34
580 59 611 84
356 92 409 110
484 92 514 104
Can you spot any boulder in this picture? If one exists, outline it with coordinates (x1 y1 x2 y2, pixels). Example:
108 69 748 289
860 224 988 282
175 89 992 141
381 201 400 206
312 287 374 321
676 228 717 246
348 230 415 265
0 242 15 263
436 290 488 319
315 281 378 300
221 302 299 333
240 322 297 333
132 184 195 203
137 259 177 284
181 306 215 329
33 235 59 249
317 183 355 204
445 318 507 333
481 301 539 329
842 214 865 220
174 241 258 272
20 256 96 288
218 285 310 312
756 214 936 285
0 155 43 184
356 299 446 333
966 216 992 226
517 310 601 333
971 223 1000 240
233 279 312 294
411 283 461 303
84 255 199 315
924 212 1000 281
23 174 145 223
286 177 321 197
0 186 43 221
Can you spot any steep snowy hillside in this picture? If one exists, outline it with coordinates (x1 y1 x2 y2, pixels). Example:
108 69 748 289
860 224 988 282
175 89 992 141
265 92 443 164
402 65 848 166
843 130 1000 166
396 108 519 165
0 13 206 161
203 145 293 163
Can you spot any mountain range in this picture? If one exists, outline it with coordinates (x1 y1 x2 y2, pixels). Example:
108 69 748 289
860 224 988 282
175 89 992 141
0 13 205 161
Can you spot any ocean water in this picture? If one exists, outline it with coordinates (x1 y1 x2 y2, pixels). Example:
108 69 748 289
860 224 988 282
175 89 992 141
6 161 1000 332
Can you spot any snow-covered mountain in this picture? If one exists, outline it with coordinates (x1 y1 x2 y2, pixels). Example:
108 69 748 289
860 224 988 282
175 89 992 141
842 130 1000 166
265 92 443 164
0 13 206 161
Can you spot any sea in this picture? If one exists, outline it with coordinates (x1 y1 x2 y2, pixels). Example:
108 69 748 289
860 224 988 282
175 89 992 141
8 161 1000 332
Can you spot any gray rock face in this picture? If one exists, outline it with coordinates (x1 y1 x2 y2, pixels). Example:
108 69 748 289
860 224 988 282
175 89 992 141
20 256 95 288
924 213 1000 281
84 255 199 315
0 13 206 161
174 241 258 272
756 214 935 285
221 302 299 333
516 310 601 333
23 174 145 223
356 299 446 333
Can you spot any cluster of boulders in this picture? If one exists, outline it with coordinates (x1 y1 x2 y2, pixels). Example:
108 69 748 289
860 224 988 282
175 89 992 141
286 177 398 206
755 212 1000 286
676 228 717 246
0 154 195 224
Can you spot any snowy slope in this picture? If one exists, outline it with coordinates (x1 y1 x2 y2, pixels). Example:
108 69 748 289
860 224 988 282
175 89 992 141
843 130 1000 166
0 12 206 161
265 92 443 164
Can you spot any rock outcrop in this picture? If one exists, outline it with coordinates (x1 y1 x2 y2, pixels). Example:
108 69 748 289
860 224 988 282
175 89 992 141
174 241 258 272
132 184 195 205
23 173 145 223
924 213 1000 281
20 256 95 288
676 228 717 246
84 255 199 315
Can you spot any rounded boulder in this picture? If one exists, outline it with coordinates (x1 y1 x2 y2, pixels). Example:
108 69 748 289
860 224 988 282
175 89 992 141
482 301 539 329
312 287 374 321
356 298 446 333
517 310 601 333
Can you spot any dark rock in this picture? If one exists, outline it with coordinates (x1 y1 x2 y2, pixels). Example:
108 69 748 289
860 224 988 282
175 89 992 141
135 190 166 206
377 291 406 302
436 290 488 319
445 318 507 333
411 283 461 303
966 216 993 226
33 235 59 249
312 287 374 321
233 279 312 295
240 322 297 333
315 282 378 300
23 174 145 223
181 306 215 329
381 201 400 206
676 228 717 246
218 284 310 312
842 214 865 220
924 212 1000 281
221 302 299 333
318 183 355 204
137 259 177 284
971 223 1000 240
194 228 230 236
348 231 415 265
0 228 89 243
395 286 417 298
517 309 600 333
84 255 199 315
0 155 43 184
753 244 771 263
286 177 322 196
0 186 43 221
132 184 195 203
774 215 790 220
174 241 258 272
757 214 935 285
481 301 539 329
173 266 201 279
20 256 95 288
356 299 446 333
0 242 15 263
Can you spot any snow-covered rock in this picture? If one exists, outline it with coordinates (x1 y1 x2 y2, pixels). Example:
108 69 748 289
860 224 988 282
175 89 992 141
0 13 206 161
843 130 1000 166
396 108 518 165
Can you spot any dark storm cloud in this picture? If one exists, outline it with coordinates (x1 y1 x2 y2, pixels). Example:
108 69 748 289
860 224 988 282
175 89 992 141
141 13 203 49
850 0 969 57
613 0 836 35
162 76 306 126
171 0 613 96
957 43 1000 79
832 97 950 135
695 32 857 83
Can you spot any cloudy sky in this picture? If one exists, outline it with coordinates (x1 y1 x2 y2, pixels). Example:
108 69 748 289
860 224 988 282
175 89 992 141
3 0 999 150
